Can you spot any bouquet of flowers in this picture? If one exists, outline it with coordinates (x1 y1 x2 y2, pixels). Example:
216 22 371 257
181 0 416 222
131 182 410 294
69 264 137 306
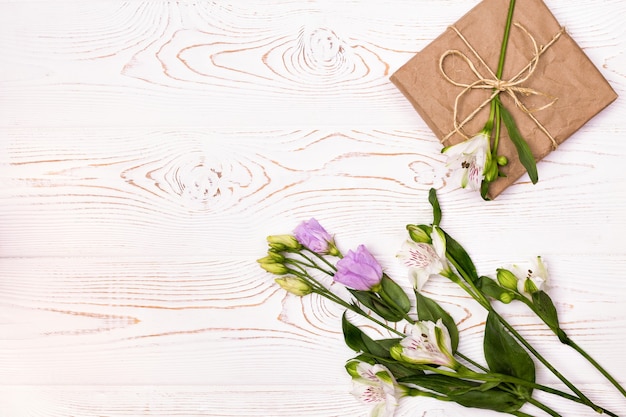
258 189 625 417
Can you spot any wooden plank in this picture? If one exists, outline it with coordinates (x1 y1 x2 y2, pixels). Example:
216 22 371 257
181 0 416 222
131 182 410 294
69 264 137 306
0 256 625 386
1 0 625 416
0 1 623 128
1 127 625 258
0 385 625 417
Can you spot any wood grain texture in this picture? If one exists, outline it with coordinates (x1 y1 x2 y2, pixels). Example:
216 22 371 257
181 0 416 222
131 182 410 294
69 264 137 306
1 0 626 416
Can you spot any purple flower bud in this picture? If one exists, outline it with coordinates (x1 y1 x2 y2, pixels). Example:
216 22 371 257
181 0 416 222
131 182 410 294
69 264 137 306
294 218 338 255
334 245 383 291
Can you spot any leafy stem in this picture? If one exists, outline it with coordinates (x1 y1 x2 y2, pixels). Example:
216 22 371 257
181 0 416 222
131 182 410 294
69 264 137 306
487 309 604 414
496 0 516 80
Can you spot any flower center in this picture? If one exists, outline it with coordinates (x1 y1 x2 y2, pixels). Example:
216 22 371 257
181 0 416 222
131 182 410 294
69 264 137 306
361 386 385 404
405 243 438 268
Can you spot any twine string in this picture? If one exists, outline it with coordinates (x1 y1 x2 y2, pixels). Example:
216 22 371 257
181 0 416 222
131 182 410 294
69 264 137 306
439 23 565 150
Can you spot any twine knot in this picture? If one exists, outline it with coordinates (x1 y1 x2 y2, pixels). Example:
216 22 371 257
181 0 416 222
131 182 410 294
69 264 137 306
439 23 566 150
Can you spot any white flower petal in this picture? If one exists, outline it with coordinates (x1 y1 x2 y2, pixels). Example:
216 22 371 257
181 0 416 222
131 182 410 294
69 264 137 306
443 132 490 191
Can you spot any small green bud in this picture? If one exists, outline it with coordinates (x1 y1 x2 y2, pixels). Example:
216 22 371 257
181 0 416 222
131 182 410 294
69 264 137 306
327 242 341 257
406 224 432 243
496 155 508 166
524 277 539 295
499 292 514 304
266 250 285 262
267 234 301 252
484 159 499 182
257 255 289 275
497 268 519 291
345 360 361 378
275 276 313 296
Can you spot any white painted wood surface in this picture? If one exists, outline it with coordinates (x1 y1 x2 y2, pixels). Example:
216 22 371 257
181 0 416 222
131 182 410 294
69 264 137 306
1 1 625 416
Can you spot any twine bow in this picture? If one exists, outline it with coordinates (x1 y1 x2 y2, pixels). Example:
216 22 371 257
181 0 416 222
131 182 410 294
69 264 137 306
440 23 565 150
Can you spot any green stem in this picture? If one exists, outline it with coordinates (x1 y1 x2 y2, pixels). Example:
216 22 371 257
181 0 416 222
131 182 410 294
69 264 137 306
444 269 491 310
443 267 606 413
291 253 334 276
525 396 562 417
492 97 502 158
424 365 571 401
324 292 406 338
405 387 454 403
456 351 489 373
519 294 626 399
511 412 536 417
564 336 626 398
303 247 338 272
496 0 516 79
491 0 515 159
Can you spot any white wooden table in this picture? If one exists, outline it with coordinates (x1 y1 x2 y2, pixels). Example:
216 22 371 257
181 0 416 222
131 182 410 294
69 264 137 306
1 1 625 416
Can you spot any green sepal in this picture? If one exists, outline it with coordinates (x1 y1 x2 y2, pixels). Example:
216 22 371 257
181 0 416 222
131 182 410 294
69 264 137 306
484 312 535 397
414 291 459 353
348 290 404 322
379 274 411 317
428 188 442 226
441 229 479 283
498 100 538 184
357 345 424 380
406 224 433 243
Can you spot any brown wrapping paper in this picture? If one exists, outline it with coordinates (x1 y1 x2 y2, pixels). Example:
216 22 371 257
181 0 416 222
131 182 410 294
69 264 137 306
390 0 617 198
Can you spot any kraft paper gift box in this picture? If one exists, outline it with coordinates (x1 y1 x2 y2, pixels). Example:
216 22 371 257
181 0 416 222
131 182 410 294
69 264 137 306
390 0 617 198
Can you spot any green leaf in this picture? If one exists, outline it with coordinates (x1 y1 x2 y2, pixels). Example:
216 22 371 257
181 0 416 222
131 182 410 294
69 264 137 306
400 374 525 412
400 374 478 396
441 229 478 283
484 312 535 396
531 291 560 333
477 276 516 304
414 291 459 352
379 274 411 316
450 389 525 412
342 313 394 359
428 188 442 226
342 312 366 352
498 101 538 184
348 289 403 322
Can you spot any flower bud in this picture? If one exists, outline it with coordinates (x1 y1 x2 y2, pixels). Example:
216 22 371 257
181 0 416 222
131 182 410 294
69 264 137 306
484 159 499 182
497 268 519 291
334 245 383 291
294 218 337 255
499 292 514 304
265 250 285 262
267 234 301 252
275 276 313 296
406 224 432 243
257 254 289 275
496 155 509 166
523 277 540 295
345 360 361 378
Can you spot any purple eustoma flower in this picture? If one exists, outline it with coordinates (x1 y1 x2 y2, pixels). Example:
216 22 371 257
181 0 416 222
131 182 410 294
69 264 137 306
334 245 383 291
294 218 338 255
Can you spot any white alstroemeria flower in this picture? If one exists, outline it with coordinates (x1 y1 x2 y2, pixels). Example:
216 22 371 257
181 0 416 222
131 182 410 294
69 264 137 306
511 256 548 298
396 227 449 290
443 131 490 191
348 362 402 417
390 319 458 369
